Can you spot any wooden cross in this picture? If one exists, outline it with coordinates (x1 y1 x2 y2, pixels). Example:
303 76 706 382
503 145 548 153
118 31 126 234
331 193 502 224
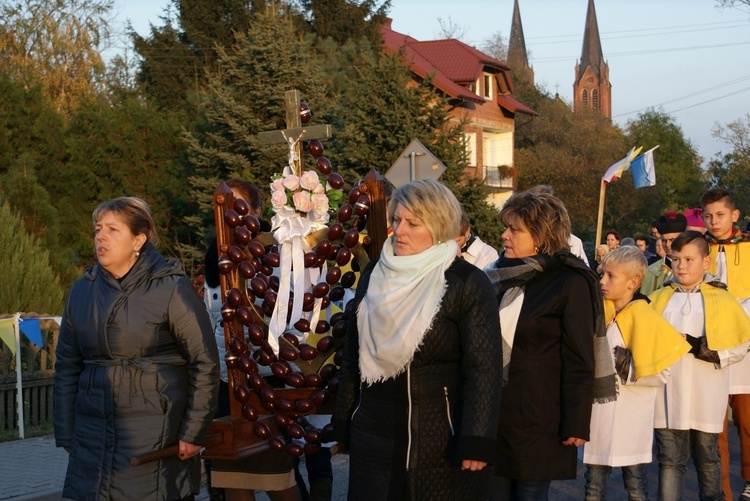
256 89 332 176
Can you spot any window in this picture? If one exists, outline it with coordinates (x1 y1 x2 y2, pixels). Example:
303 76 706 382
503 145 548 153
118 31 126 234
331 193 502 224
592 89 599 110
582 89 589 107
483 73 493 100
482 131 514 188
463 132 477 167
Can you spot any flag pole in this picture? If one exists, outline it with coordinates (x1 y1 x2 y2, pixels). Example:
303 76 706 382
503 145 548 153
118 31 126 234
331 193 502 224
595 181 606 247
13 313 24 439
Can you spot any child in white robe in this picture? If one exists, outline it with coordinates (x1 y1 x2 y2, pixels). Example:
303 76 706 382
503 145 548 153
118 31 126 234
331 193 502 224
650 231 750 501
584 246 690 500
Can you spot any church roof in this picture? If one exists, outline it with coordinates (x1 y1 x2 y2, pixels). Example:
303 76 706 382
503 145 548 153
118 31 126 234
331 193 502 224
579 0 605 78
508 0 529 68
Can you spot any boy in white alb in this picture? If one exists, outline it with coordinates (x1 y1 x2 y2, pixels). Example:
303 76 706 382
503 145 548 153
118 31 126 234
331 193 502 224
702 188 750 500
651 231 750 501
584 247 690 500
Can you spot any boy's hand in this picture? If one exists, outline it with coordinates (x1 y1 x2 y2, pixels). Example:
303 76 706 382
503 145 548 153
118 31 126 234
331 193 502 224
684 334 702 355
562 437 586 447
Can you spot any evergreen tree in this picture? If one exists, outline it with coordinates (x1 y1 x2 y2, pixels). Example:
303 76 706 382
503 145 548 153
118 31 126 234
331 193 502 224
61 94 188 269
0 74 78 285
325 46 503 247
181 5 332 268
132 0 266 113
295 0 391 45
0 201 65 314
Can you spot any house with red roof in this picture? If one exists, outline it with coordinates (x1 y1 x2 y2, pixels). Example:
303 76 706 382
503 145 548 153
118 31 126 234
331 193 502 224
381 19 535 207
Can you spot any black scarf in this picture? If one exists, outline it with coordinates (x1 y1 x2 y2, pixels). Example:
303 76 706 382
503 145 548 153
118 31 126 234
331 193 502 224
486 251 617 404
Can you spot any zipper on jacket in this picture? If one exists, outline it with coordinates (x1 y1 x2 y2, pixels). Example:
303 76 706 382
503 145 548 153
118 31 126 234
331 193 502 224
406 366 413 471
443 387 455 436
351 382 364 422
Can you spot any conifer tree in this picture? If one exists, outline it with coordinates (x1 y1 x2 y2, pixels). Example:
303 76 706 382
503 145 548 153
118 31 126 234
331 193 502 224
0 201 65 314
295 0 391 45
132 0 264 113
181 4 332 267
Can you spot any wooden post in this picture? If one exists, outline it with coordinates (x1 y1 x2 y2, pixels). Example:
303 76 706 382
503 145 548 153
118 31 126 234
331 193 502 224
361 170 389 260
595 181 606 247
256 90 332 176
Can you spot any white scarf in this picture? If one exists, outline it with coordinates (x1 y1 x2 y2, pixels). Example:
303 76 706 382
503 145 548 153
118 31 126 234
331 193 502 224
357 238 458 384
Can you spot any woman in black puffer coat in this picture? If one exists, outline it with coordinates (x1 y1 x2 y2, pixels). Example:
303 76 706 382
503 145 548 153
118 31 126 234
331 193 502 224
334 180 503 500
54 197 219 500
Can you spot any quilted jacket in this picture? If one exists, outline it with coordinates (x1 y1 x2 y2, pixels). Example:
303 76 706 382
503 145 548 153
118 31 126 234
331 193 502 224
335 258 503 500
54 243 219 500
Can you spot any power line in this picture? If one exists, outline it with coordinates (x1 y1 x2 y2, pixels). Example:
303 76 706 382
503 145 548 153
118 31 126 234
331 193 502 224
614 80 750 118
531 23 749 46
533 40 750 63
666 86 750 114
527 19 749 40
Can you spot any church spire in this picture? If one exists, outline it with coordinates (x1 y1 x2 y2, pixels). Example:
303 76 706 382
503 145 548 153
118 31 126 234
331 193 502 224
507 0 534 85
579 0 604 78
574 0 611 118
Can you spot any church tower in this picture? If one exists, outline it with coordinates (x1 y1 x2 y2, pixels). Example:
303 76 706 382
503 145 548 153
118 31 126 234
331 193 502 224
507 0 534 85
574 0 611 118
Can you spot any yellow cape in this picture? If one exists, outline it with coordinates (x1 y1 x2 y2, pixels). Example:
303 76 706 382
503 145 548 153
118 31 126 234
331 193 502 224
650 283 750 351
605 299 690 380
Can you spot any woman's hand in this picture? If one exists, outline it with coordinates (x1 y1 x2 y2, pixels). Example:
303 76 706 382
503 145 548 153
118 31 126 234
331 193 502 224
178 440 202 460
562 437 586 447
461 459 487 471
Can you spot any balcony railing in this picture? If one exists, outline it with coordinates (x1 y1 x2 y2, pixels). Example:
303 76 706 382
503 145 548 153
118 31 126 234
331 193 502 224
484 165 514 188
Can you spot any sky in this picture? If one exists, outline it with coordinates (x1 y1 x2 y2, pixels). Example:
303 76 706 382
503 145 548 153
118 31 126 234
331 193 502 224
112 0 750 164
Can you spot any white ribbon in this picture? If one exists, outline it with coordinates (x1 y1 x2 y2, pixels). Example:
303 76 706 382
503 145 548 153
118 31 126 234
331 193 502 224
268 206 329 354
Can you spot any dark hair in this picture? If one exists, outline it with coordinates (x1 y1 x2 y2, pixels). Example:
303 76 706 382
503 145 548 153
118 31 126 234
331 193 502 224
500 191 571 255
701 188 735 211
605 230 621 242
228 179 262 213
459 210 471 234
528 184 554 196
634 235 649 244
671 230 709 257
92 197 158 245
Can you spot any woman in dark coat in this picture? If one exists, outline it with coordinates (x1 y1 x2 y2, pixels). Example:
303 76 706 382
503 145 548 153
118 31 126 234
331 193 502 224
54 197 219 500
334 179 503 500
485 191 617 501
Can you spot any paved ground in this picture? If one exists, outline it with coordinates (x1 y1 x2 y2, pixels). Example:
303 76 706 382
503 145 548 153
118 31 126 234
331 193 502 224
1 425 747 500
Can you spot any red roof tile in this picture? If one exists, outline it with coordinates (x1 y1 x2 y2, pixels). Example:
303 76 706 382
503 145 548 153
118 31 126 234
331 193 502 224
381 22 535 115
411 39 510 83
381 28 483 103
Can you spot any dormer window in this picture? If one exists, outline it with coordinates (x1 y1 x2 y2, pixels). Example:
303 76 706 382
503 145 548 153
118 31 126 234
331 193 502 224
483 73 493 100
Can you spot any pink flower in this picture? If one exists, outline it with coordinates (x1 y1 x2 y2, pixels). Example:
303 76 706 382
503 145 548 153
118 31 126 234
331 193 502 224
282 175 300 191
300 171 320 191
271 190 287 209
312 183 325 194
292 191 313 213
270 178 285 192
311 193 329 214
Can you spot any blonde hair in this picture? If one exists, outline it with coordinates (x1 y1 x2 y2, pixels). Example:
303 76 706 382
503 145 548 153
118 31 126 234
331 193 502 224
499 191 571 255
600 246 647 283
388 179 461 244
93 197 158 245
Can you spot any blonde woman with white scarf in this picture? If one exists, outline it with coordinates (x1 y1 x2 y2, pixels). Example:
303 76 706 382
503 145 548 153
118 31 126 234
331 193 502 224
334 179 503 500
